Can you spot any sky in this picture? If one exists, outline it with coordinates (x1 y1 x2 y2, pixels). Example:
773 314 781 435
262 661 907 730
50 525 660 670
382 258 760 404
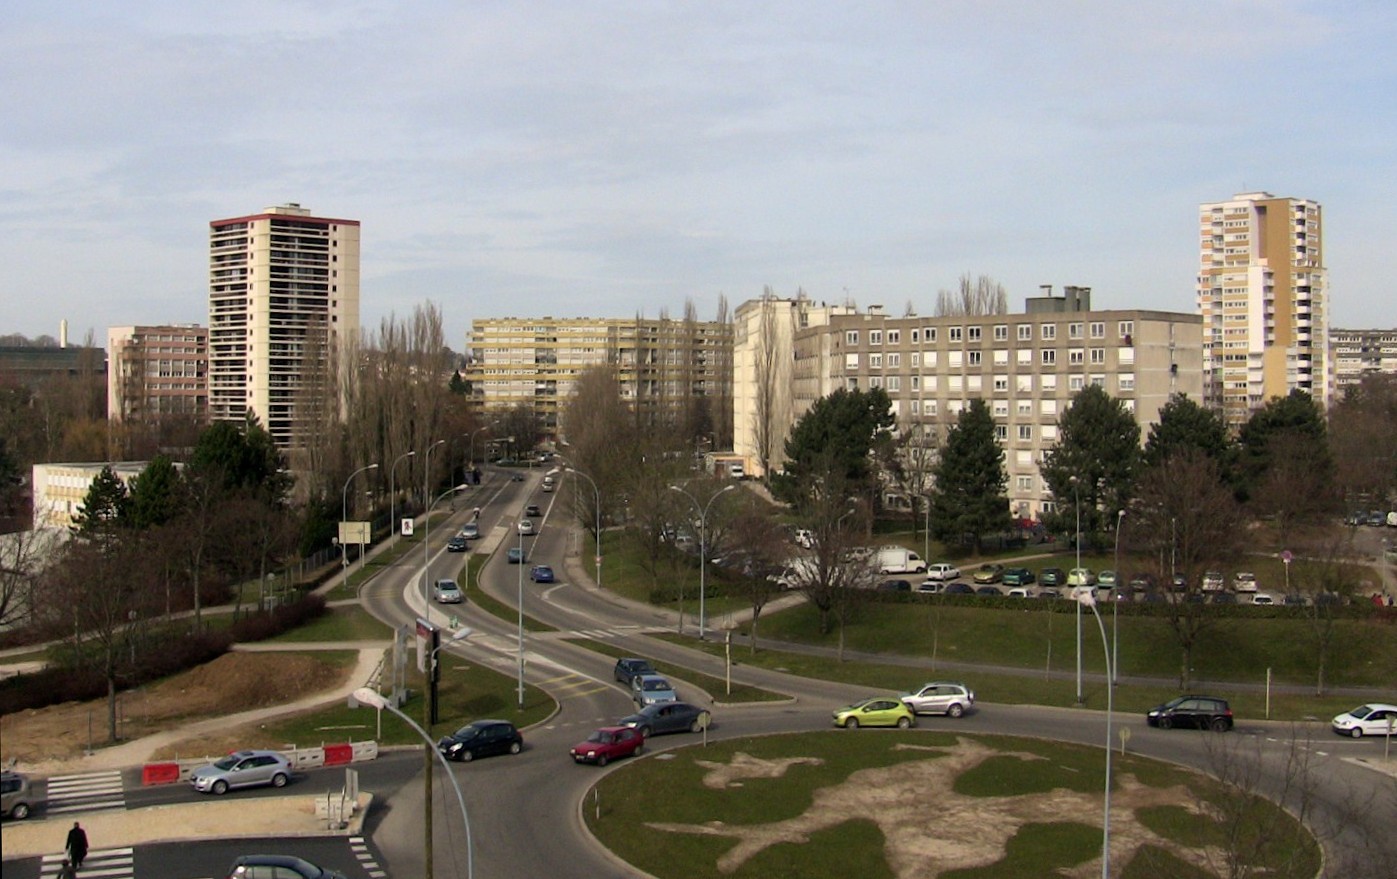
1 1 1394 351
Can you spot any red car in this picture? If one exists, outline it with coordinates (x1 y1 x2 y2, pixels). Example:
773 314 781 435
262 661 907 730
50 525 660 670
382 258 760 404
569 726 645 766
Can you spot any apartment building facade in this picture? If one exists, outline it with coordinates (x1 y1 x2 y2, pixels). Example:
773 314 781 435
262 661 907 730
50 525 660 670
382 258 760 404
1197 192 1328 428
467 316 732 437
106 324 208 422
208 203 360 448
732 294 858 478
790 289 1202 519
1329 328 1397 398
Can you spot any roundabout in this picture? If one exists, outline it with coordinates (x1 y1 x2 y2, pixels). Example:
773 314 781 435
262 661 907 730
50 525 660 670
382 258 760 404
582 731 1321 879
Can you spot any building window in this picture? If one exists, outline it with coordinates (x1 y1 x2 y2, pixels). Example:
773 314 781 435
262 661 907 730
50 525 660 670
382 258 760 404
911 330 919 343
1041 349 1057 365
1069 349 1084 365
925 351 938 367
887 376 900 391
1016 349 1032 365
1090 375 1106 388
845 353 859 369
1090 322 1105 339
888 330 900 344
846 377 859 390
911 375 920 390
1016 475 1034 492
870 376 883 388
995 425 1008 441
1090 348 1105 364
911 399 921 415
870 330 883 345
1118 321 1134 339
994 324 1008 341
870 353 883 369
887 353 901 367
1018 424 1033 441
993 349 1009 365
911 353 921 367
949 327 963 342
925 400 938 416
1017 324 1032 341
968 351 982 365
1041 324 1057 341
993 400 1009 417
993 375 1008 391
948 351 963 368
925 327 937 343
968 326 982 342
1069 322 1083 340
845 331 859 345
1041 374 1058 390
1119 374 1135 391
1017 400 1032 415
1069 375 1085 391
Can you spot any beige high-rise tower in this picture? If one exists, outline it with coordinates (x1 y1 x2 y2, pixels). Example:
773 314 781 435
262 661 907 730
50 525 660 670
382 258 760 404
208 203 360 448
1197 191 1327 428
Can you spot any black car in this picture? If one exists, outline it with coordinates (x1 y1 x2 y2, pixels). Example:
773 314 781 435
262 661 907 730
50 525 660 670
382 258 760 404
437 719 523 762
228 855 348 879
943 582 975 595
880 579 912 592
613 657 656 686
1039 567 1066 587
618 701 712 738
525 504 542 518
446 536 469 553
975 585 1002 596
1146 696 1233 732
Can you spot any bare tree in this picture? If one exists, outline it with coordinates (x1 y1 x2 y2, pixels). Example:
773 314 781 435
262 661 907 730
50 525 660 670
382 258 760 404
934 274 1009 317
1250 430 1339 547
1129 451 1243 687
1295 541 1361 696
721 504 788 653
751 288 795 481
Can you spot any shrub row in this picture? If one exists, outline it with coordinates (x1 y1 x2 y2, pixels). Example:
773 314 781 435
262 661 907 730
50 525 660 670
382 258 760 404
0 593 327 716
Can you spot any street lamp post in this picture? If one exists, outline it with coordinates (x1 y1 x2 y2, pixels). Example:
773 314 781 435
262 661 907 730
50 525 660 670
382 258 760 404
389 450 416 540
353 683 472 879
423 439 446 509
1113 509 1125 685
1072 475 1084 706
517 512 526 709
468 426 490 470
668 483 737 640
341 463 380 593
1071 589 1114 879
550 466 602 590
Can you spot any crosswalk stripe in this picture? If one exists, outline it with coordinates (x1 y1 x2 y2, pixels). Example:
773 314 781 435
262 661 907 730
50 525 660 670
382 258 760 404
45 769 126 815
40 846 134 878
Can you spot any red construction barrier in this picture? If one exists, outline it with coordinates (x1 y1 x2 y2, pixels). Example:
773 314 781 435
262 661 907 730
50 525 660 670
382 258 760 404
323 743 353 766
142 762 181 786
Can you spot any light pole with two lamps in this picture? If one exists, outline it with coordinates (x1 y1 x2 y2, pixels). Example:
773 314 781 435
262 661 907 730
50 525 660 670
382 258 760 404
1071 475 1085 706
341 463 380 593
389 450 416 540
1071 587 1115 879
516 506 529 709
1112 508 1125 684
468 425 490 471
549 465 602 590
668 483 737 640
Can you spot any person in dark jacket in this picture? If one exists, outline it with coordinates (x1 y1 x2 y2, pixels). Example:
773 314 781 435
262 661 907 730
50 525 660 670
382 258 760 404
66 821 88 869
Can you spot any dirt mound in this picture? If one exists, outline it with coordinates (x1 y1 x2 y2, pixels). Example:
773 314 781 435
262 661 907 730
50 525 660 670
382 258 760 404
0 652 347 767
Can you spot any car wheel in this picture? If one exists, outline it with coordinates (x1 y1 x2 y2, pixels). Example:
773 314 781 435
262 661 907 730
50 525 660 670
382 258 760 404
1211 718 1230 733
11 803 29 820
634 743 644 757
271 772 288 788
1350 727 1363 739
846 717 859 729
947 703 964 718
638 726 652 739
1158 716 1173 730
597 754 609 767
461 749 475 763
509 741 522 755
212 779 229 795
896 716 912 729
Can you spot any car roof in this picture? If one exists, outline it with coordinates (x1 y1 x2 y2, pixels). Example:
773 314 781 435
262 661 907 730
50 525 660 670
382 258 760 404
636 673 670 683
1349 703 1397 712
232 855 319 867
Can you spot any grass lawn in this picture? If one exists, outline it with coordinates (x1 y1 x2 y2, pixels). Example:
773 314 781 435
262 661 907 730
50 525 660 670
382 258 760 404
564 636 789 704
256 654 555 748
447 553 556 633
745 593 1397 692
265 605 394 643
585 731 1318 879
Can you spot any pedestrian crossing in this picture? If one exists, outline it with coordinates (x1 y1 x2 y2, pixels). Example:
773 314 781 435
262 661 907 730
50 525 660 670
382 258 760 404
45 769 126 814
350 835 388 878
39 846 134 878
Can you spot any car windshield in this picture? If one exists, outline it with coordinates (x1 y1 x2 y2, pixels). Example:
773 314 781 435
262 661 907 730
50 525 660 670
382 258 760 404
1349 705 1375 719
1161 697 1187 710
641 679 669 692
587 730 614 744
452 725 481 739
212 755 241 770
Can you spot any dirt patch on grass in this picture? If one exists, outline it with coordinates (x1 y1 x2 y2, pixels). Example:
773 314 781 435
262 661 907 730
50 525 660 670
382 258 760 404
0 652 347 766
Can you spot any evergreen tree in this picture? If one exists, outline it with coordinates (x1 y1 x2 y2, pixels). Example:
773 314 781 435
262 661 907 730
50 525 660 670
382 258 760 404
70 465 130 539
1236 390 1329 502
126 455 182 530
774 387 894 503
1143 393 1234 478
929 399 1011 554
1039 385 1140 544
448 370 468 395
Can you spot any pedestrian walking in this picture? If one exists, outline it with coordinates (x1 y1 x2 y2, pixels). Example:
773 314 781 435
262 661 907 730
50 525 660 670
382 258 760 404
56 859 77 879
66 820 88 869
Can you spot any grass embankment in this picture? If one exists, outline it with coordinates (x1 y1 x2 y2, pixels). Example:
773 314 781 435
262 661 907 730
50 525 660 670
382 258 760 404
566 636 787 704
586 731 1319 879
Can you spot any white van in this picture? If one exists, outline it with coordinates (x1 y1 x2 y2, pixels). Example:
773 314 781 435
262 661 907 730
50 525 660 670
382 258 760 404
542 475 555 492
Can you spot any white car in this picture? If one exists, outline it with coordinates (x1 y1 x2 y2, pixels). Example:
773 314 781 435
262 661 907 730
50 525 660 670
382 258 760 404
1249 592 1277 606
923 563 961 582
433 579 463 603
901 681 975 717
518 519 535 535
1233 572 1258 592
1202 571 1226 592
1331 704 1397 738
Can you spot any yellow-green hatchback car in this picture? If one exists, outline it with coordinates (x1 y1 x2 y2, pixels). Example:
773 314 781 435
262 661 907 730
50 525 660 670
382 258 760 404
833 697 916 729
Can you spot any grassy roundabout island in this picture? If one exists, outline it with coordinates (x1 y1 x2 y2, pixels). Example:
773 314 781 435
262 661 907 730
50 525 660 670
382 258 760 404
583 731 1319 879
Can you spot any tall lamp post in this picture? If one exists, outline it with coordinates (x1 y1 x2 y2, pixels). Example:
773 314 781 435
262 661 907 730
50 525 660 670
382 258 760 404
1072 475 1084 706
341 463 380 593
1071 588 1114 879
668 483 737 640
352 681 473 879
389 450 416 540
550 465 602 590
516 510 527 709
1113 509 1125 685
422 439 446 508
468 426 490 471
